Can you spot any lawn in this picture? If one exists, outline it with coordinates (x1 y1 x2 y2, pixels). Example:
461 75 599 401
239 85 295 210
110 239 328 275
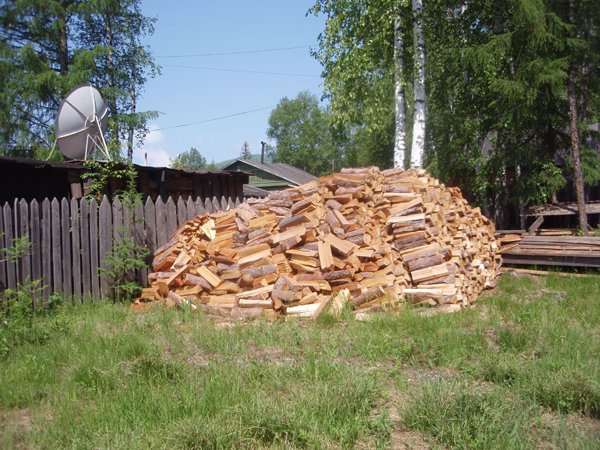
1 273 599 449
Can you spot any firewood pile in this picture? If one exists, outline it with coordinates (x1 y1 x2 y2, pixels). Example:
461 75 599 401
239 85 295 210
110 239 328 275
133 167 501 318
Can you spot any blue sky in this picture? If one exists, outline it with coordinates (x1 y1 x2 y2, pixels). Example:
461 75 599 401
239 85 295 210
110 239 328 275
134 1 325 167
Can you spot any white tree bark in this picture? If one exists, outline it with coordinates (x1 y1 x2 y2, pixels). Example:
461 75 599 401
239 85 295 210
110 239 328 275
393 17 407 169
411 0 426 168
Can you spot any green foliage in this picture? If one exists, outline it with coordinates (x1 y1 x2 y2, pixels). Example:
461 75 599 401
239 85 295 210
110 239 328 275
170 147 208 170
81 161 148 301
0 235 31 264
311 0 600 227
1 274 600 447
98 233 149 302
0 281 70 359
81 160 140 200
267 91 342 175
0 0 159 159
239 140 252 159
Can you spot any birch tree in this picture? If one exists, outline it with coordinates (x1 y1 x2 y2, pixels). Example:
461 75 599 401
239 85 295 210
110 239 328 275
393 17 407 168
410 0 425 168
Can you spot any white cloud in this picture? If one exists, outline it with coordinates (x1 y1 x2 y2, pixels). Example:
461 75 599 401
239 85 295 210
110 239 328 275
134 125 172 167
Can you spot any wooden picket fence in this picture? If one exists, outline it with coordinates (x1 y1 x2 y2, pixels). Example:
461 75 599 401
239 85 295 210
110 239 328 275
0 195 240 300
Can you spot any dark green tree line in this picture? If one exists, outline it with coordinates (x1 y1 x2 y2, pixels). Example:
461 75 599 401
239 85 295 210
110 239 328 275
310 0 600 229
0 0 158 161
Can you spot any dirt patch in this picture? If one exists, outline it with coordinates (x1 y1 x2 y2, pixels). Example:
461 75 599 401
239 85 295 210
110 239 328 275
0 408 32 448
390 429 431 450
402 365 460 386
540 410 600 437
235 344 297 367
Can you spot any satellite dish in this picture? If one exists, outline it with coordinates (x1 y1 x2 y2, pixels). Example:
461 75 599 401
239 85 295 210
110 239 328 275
54 83 111 160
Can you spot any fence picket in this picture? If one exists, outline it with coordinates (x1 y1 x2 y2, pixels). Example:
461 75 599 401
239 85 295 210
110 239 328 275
80 199 91 297
166 197 177 240
212 196 221 212
51 198 62 294
144 197 157 253
89 199 100 299
2 203 16 289
60 198 72 298
204 198 213 213
133 201 148 286
155 197 167 248
70 198 81 299
177 197 187 227
18 199 31 283
41 199 52 300
186 197 196 220
99 196 112 297
1 194 241 301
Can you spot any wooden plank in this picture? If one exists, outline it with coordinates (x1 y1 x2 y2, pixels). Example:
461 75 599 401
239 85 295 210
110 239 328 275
30 199 42 301
0 205 5 289
112 197 123 242
166 197 177 240
2 202 16 289
196 265 222 288
155 197 167 247
196 197 205 214
18 199 31 283
89 198 100 299
60 198 72 298
212 196 221 212
186 197 197 220
134 200 148 287
70 198 82 299
317 240 333 270
51 198 62 295
41 199 52 300
144 197 157 253
527 215 544 235
177 196 187 227
99 196 112 297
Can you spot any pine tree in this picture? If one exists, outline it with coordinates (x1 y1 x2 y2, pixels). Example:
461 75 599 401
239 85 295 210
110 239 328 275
240 141 252 159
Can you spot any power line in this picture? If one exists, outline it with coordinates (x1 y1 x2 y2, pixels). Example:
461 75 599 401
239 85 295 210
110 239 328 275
156 45 311 58
162 64 320 78
150 105 276 132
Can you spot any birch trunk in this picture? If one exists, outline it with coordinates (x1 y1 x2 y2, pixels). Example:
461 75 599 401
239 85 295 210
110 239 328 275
393 17 407 169
567 70 589 235
411 0 426 168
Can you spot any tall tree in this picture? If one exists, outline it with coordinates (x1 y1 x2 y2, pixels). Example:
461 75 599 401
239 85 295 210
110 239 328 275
240 141 252 159
77 0 160 162
267 91 338 176
410 0 425 167
170 147 207 170
0 0 159 160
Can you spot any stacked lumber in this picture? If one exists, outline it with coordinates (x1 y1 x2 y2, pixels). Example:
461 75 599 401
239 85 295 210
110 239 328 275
133 167 501 318
499 234 600 268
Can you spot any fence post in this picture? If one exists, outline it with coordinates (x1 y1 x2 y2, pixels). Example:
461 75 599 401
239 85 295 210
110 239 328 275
41 199 52 300
89 198 100 299
99 196 112 298
60 198 72 299
51 198 62 295
70 198 82 300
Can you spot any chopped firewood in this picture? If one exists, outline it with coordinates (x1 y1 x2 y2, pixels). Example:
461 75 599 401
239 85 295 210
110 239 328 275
137 167 501 319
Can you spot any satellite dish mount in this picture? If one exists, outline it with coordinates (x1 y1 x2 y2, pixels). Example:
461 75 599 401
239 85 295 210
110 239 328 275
51 83 111 161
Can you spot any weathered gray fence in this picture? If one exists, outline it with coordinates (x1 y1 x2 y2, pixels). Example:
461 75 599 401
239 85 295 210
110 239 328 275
0 195 241 300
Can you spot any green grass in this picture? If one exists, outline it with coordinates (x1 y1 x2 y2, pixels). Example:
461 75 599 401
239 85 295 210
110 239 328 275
1 273 599 448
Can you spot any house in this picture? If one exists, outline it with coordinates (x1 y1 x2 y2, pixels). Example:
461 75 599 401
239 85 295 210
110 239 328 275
0 156 249 204
221 159 316 192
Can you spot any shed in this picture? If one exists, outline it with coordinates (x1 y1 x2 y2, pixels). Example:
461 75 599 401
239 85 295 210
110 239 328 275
221 159 316 191
0 156 249 204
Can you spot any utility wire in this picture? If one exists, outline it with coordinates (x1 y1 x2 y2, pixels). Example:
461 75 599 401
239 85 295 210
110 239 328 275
162 64 320 78
150 105 276 132
156 45 311 58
